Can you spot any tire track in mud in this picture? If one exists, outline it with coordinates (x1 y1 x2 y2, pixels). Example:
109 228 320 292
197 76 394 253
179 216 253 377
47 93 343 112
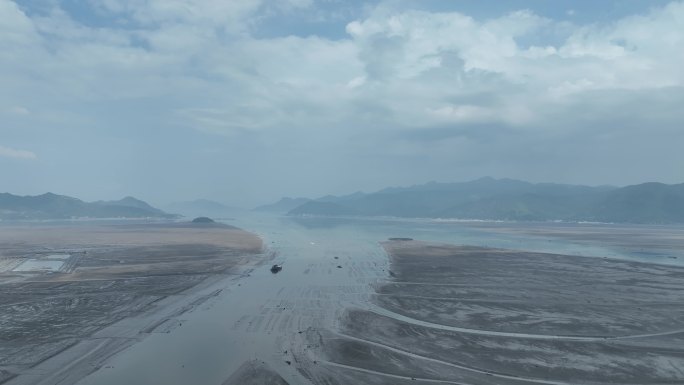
319 361 471 384
327 331 574 385
363 305 684 342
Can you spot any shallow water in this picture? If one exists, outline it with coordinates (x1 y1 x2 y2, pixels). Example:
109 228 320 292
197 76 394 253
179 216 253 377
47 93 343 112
13 259 64 272
76 214 684 385
44 254 71 260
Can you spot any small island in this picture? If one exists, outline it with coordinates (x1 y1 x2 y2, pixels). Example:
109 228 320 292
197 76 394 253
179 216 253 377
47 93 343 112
191 216 215 223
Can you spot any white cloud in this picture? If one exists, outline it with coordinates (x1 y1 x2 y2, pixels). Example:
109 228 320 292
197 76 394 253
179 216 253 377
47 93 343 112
0 0 684 203
3 0 682 134
0 145 36 160
429 105 496 123
1 0 683 189
7 106 29 115
91 0 263 30
346 76 366 89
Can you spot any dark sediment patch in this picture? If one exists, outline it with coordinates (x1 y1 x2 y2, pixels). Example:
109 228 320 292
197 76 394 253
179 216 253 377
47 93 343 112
373 243 684 337
222 360 289 385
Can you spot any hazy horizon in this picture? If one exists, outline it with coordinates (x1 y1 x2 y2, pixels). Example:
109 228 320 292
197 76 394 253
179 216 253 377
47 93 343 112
2 0 683 207
0 175 669 211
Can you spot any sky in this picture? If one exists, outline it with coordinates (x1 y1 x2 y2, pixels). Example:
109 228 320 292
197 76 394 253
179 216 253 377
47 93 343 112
1 0 683 208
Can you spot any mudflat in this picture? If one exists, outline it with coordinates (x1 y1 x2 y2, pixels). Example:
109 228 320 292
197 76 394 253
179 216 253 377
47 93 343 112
0 222 264 384
222 360 290 385
301 240 684 384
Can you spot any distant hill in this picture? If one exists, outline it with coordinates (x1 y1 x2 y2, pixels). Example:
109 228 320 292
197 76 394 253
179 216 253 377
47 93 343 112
191 216 215 223
164 199 243 218
593 182 684 223
95 196 168 217
253 197 311 213
283 177 684 224
0 192 175 220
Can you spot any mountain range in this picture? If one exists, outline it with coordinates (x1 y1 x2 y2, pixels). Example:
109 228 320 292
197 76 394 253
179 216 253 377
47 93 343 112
274 177 684 224
253 197 312 213
6 178 684 223
0 193 175 220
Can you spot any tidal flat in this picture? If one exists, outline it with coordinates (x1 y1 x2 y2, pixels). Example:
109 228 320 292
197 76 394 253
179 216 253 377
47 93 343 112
4 216 684 385
300 240 684 384
0 222 264 385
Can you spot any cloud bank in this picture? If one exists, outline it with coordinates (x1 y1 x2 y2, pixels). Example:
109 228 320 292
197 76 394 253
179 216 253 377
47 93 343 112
1 0 683 205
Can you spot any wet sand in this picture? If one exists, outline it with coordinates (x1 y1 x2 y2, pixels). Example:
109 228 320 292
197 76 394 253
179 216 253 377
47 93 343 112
66 216 391 385
6 216 684 384
301 240 684 384
463 221 684 263
222 360 289 385
0 222 265 385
